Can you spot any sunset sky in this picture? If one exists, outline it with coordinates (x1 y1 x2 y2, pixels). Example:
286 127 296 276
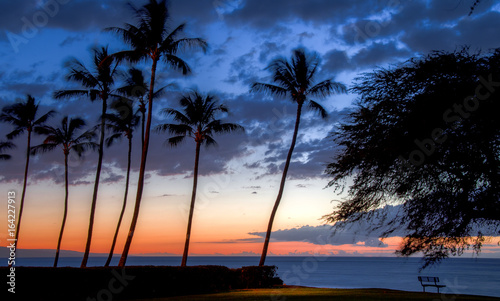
0 0 499 259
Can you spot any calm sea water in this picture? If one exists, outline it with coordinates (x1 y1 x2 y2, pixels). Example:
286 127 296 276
8 256 500 298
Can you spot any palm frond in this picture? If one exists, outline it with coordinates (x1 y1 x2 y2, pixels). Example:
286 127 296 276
155 123 192 136
210 121 245 134
5 127 24 140
54 90 90 100
163 54 191 75
34 110 57 126
250 83 287 97
308 100 328 119
167 135 187 147
309 80 347 97
0 141 15 160
31 143 58 155
203 135 218 148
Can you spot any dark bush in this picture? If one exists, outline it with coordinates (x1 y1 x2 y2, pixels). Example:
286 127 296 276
237 265 283 288
1 265 283 300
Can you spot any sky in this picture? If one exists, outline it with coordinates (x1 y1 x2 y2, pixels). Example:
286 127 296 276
0 0 499 259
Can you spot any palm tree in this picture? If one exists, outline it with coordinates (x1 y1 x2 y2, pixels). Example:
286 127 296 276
0 95 55 247
0 141 15 160
32 116 97 267
54 46 121 268
103 99 140 267
251 48 347 266
156 91 244 267
107 0 207 267
117 68 174 148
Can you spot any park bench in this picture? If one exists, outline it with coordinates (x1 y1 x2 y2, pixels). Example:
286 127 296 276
418 276 446 293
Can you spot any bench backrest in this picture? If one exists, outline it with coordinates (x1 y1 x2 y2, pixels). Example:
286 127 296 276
418 276 440 284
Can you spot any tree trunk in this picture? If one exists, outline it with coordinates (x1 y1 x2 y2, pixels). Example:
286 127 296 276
181 141 201 267
13 129 31 247
54 152 69 267
105 136 132 267
119 58 158 267
81 95 107 268
259 103 303 267
140 99 145 149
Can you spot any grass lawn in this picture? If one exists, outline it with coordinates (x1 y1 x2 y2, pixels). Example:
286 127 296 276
130 286 500 301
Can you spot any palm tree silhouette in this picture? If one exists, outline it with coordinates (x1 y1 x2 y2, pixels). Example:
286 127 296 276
251 48 346 266
32 116 97 267
103 98 140 267
54 46 121 268
0 141 15 160
117 68 175 148
156 91 244 267
0 95 55 247
107 0 207 267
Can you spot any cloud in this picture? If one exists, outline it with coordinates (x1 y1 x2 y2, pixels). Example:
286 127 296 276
248 224 390 248
0 0 133 39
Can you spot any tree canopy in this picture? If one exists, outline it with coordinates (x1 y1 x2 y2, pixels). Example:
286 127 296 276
324 47 500 266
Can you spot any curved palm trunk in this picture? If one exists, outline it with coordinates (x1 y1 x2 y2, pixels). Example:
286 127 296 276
105 136 132 267
54 152 69 267
81 96 107 268
259 103 303 267
181 141 201 267
13 129 32 248
119 58 158 267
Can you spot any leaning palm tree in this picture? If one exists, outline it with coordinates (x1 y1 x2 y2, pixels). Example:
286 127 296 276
0 95 55 246
107 0 207 267
54 46 121 268
156 92 244 267
103 99 140 267
0 141 15 160
32 116 97 267
251 48 347 266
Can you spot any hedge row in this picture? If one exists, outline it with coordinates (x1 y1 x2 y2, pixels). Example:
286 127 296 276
1 265 283 300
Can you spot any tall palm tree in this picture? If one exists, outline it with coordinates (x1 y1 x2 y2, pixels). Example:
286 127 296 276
0 95 55 247
156 92 244 267
251 48 347 266
103 99 140 267
54 46 121 268
107 0 207 267
0 141 15 160
32 116 97 267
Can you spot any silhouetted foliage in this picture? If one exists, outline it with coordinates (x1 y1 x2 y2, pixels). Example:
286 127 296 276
324 47 500 267
0 141 15 160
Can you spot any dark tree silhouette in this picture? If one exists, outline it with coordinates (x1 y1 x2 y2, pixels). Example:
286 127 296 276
117 67 175 149
251 48 346 266
0 141 15 160
0 95 55 247
324 47 500 267
103 99 140 267
107 0 207 267
32 117 97 267
156 91 244 267
54 46 121 267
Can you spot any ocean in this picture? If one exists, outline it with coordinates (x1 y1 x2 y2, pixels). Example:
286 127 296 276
6 256 500 298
